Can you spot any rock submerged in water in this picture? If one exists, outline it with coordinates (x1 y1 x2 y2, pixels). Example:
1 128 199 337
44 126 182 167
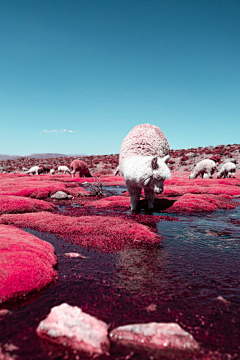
36 303 110 355
109 322 199 353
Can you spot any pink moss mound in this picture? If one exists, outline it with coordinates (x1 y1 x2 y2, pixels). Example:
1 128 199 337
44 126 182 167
84 195 131 209
0 174 89 198
109 322 199 353
0 225 58 303
166 193 238 213
0 195 57 214
0 212 161 252
160 176 240 213
36 303 110 354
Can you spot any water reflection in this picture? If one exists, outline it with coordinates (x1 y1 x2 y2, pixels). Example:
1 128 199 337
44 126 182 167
114 244 168 298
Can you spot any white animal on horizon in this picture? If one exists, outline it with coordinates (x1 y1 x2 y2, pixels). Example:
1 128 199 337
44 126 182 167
217 162 236 178
25 166 43 175
57 166 71 174
189 159 217 179
119 123 171 212
50 169 55 175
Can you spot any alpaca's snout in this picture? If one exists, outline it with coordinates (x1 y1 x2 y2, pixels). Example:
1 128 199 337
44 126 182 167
154 183 164 194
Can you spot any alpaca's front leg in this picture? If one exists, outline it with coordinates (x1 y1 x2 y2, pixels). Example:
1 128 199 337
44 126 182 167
127 183 141 212
144 188 155 209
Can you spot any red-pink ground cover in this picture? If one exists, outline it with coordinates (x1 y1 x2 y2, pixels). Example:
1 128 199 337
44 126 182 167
165 193 238 213
0 195 57 214
162 175 240 200
0 225 58 303
0 212 161 252
0 174 88 198
83 195 131 209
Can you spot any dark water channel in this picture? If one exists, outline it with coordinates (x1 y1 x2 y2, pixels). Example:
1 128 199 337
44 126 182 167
0 186 240 360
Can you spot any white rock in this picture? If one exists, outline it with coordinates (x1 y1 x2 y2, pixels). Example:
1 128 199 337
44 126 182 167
109 322 199 352
36 303 110 354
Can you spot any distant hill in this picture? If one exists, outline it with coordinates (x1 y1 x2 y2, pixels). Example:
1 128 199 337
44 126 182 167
0 154 21 161
0 153 85 160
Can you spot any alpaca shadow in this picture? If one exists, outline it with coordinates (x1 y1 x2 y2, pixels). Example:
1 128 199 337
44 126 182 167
135 198 176 214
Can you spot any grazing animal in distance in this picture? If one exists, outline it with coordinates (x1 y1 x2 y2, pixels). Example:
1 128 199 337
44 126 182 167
119 123 171 212
70 159 92 178
50 169 55 175
189 159 217 179
217 162 236 178
57 165 71 175
25 165 44 175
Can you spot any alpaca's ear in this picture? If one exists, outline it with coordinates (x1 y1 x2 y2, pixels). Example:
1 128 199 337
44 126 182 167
162 155 170 164
151 157 158 170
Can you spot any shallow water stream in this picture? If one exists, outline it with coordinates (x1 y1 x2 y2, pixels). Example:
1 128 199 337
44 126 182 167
0 188 239 360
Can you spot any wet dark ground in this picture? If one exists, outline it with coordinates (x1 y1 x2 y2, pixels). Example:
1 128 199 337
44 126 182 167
0 186 240 360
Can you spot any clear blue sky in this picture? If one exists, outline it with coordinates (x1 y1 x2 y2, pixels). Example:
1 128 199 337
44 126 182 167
1 0 239 156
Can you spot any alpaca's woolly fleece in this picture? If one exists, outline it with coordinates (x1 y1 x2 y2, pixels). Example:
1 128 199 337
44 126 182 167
122 155 171 211
217 162 236 178
121 156 171 191
119 123 170 164
189 159 217 179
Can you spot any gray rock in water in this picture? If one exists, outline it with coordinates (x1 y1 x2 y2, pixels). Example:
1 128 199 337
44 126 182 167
36 303 110 354
109 322 199 353
51 191 72 199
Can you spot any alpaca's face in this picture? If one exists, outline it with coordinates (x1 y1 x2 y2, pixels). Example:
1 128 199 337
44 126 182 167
151 156 171 194
153 181 164 194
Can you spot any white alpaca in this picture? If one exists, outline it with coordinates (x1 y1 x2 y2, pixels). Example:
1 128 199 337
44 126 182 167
189 159 217 179
26 166 42 175
217 162 236 178
119 123 171 212
58 165 71 174
121 155 171 211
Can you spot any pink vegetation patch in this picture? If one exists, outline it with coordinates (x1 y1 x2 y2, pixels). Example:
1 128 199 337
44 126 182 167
0 212 161 252
160 175 240 213
0 195 57 214
166 193 238 213
84 195 131 209
0 225 58 303
0 175 87 199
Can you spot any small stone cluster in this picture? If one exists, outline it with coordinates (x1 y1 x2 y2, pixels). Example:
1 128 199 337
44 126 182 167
36 303 199 356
